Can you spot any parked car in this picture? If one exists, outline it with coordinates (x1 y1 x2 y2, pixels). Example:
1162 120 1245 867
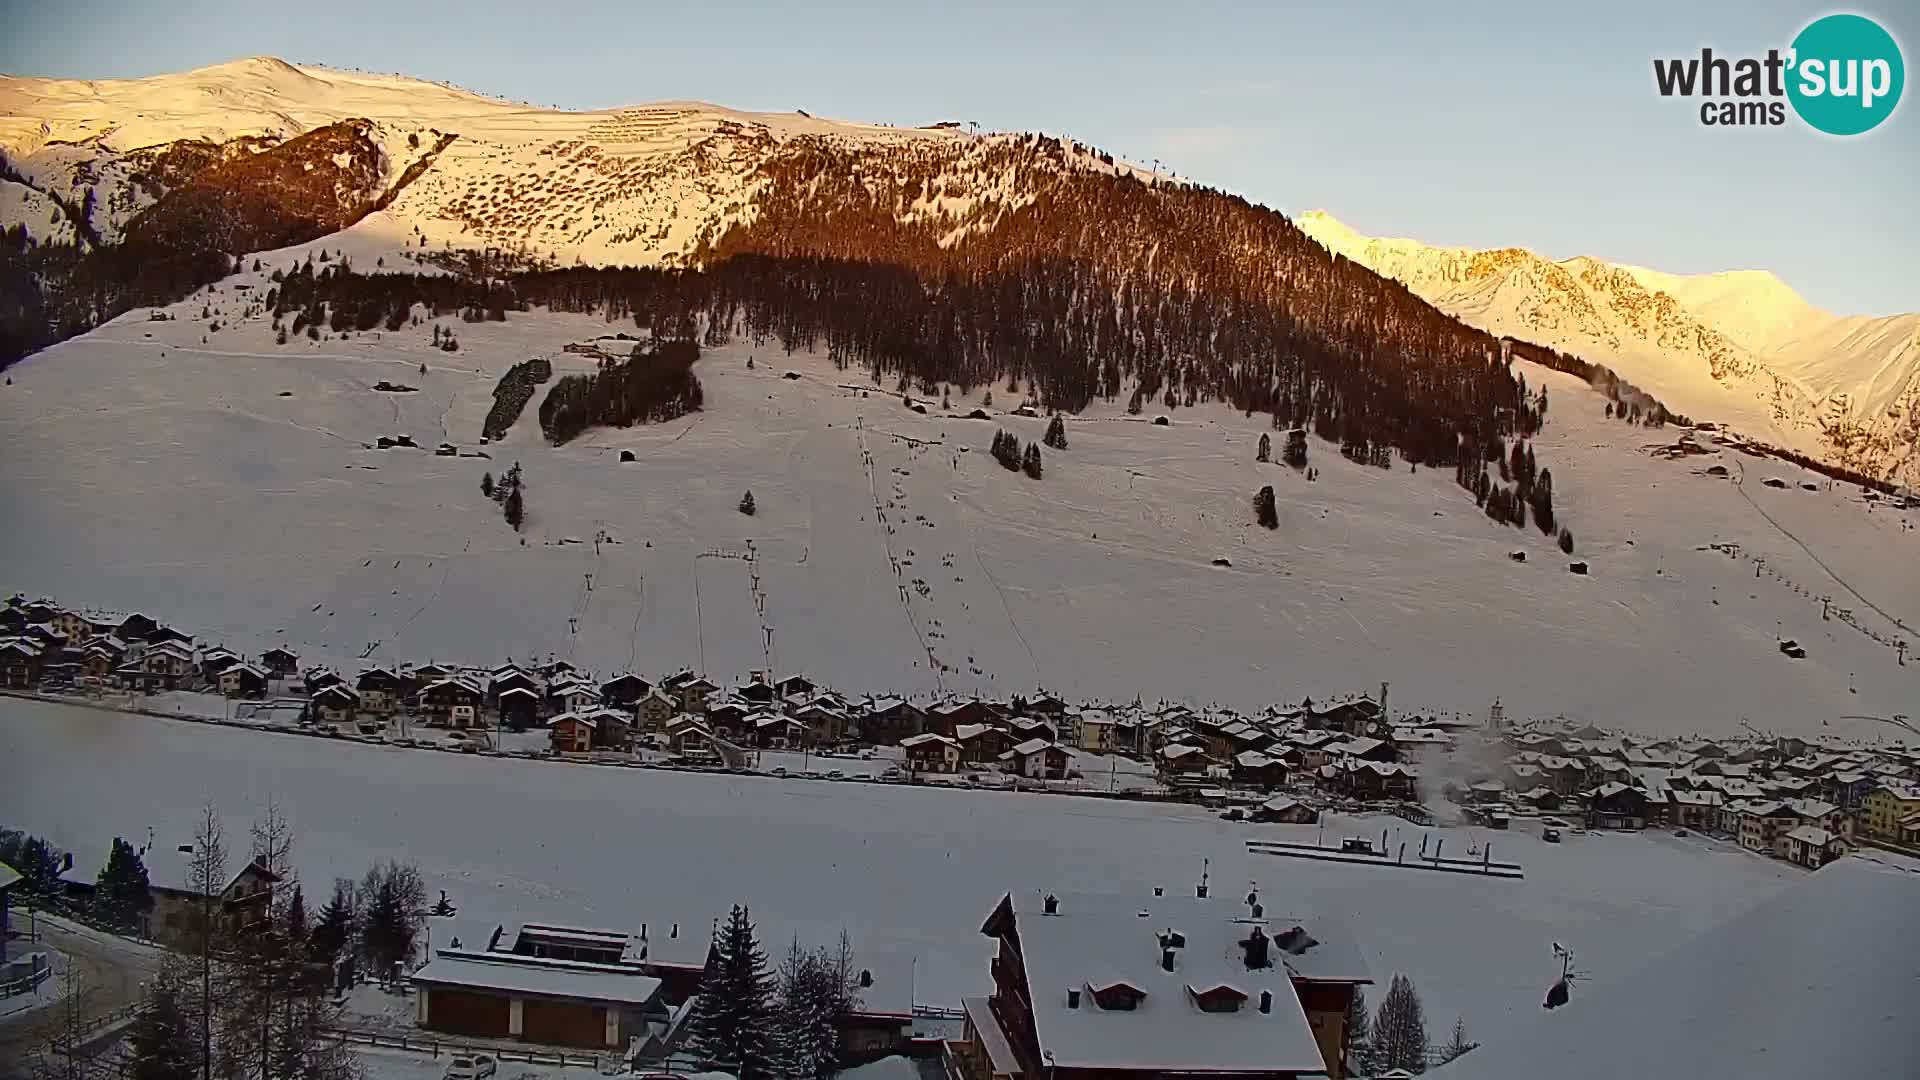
1339 837 1374 855
444 1055 496 1080
1543 827 1562 843
771 766 789 778
826 769 845 781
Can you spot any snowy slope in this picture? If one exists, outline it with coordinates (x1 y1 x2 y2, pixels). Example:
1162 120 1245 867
2 264 1915 740
1298 211 1920 488
0 57 1140 267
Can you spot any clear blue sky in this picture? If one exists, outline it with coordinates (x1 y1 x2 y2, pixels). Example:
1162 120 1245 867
5 0 1914 314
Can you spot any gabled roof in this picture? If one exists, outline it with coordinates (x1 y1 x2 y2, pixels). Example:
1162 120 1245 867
900 732 959 749
547 711 596 729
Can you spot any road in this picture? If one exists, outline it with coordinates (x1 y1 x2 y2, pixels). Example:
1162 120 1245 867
0 911 166 1060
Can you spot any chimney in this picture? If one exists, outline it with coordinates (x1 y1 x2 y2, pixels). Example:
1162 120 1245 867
1259 990 1273 1014
670 922 678 939
1067 988 1081 1009
860 969 873 988
1251 902 1263 919
1242 926 1271 970
1152 886 1163 897
640 923 648 941
1043 893 1059 915
1160 947 1176 972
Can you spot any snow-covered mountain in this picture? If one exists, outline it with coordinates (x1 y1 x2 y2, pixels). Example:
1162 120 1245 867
1298 211 1920 488
0 56 1132 266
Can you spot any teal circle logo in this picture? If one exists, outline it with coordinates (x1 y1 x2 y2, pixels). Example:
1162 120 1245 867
1787 14 1904 135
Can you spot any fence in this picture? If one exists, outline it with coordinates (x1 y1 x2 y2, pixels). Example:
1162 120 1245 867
0 953 53 998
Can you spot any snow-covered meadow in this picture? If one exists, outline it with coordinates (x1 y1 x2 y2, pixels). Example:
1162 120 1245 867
0 696 1800 1042
1 270 1915 737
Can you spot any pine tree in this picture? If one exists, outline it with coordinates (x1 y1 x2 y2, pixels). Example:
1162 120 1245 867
690 905 777 1076
358 861 425 980
1344 986 1372 1076
480 472 494 498
1022 443 1043 479
739 491 757 516
1043 414 1067 450
1254 485 1278 529
128 966 198 1080
285 884 307 946
982 389 993 409
1372 973 1429 1074
95 836 155 933
1257 432 1271 463
1440 1016 1478 1063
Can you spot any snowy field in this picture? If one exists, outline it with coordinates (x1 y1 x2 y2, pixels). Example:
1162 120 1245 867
1 273 1916 740
1 696 1800 1041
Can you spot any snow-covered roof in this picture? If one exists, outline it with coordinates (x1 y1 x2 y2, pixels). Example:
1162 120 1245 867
993 890 1359 1074
0 861 20 891
900 732 958 749
1783 825 1841 847
412 950 663 1006
1161 743 1206 760
1425 857 1918 1079
1008 737 1058 757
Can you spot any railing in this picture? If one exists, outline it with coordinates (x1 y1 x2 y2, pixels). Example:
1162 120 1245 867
324 1026 604 1069
0 958 52 998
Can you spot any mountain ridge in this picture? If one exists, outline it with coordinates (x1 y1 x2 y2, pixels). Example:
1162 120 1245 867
1297 211 1919 488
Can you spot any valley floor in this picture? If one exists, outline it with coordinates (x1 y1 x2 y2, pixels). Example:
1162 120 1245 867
0 695 1800 1043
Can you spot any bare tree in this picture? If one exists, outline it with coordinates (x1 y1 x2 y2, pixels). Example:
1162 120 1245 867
187 802 228 1080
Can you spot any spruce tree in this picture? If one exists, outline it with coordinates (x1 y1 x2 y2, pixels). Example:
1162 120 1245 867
128 968 198 1080
503 487 524 531
95 836 155 933
739 491 757 516
481 472 494 498
1344 986 1372 1076
1254 485 1278 529
1372 973 1429 1074
1559 526 1575 555
309 879 355 964
690 905 777 1075
1044 414 1067 450
1257 432 1271 463
1022 443 1043 479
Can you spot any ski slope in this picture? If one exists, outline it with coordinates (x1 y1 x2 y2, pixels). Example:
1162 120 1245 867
2 269 1915 738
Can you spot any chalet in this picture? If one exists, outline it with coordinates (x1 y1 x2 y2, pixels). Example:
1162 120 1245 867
48 609 94 644
1160 742 1212 775
928 699 995 738
146 624 193 647
964 890 1369 1079
665 717 713 755
1312 699 1382 736
1025 693 1068 721
789 701 846 745
549 680 601 716
303 667 344 694
497 687 543 729
488 668 541 702
1667 789 1725 831
750 713 808 750
636 689 679 732
538 660 578 682
547 711 601 754
1232 751 1291 790
1327 736 1395 763
774 674 817 699
198 646 240 680
1515 787 1564 812
218 663 268 699
703 699 750 738
1388 726 1454 753
663 671 718 712
600 673 652 710
1778 825 1847 869
114 613 159 642
118 640 197 692
1822 770 1875 812
860 697 926 743
902 733 964 773
310 685 360 724
1585 783 1650 829
737 672 779 706
0 638 45 688
78 640 122 680
1008 716 1059 745
1345 760 1417 801
419 678 484 727
956 723 1014 766
1252 795 1319 824
348 667 401 716
62 841 279 948
259 647 299 679
1783 798 1852 843
999 739 1071 781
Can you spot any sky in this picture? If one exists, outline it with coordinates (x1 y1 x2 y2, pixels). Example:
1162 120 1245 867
3 0 1915 314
